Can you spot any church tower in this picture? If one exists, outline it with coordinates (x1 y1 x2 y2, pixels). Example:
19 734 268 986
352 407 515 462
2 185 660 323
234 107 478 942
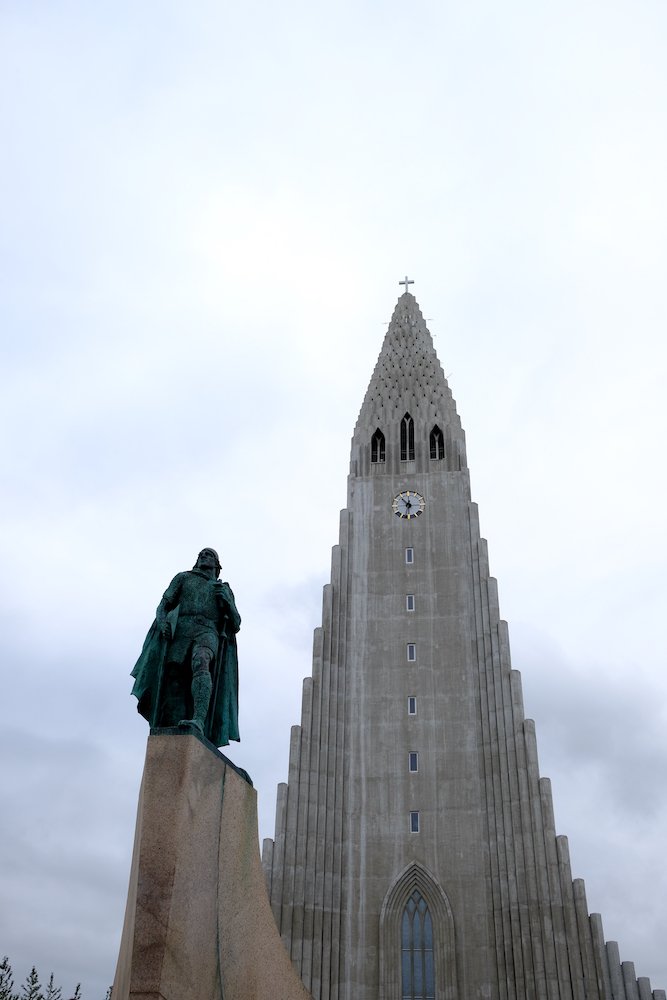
262 292 663 1000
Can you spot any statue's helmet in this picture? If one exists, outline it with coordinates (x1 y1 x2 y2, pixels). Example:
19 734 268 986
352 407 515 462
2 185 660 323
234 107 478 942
194 548 222 577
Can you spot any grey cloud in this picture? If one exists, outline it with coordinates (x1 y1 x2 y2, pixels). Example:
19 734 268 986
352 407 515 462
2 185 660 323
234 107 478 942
1 0 666 993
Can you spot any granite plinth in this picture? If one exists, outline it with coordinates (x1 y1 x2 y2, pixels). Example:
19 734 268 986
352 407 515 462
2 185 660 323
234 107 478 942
112 732 311 1000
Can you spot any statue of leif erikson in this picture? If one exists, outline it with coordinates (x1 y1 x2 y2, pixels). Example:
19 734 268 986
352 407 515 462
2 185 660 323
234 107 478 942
131 548 241 747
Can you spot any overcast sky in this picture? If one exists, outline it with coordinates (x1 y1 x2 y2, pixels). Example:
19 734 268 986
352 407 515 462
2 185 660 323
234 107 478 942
1 0 666 995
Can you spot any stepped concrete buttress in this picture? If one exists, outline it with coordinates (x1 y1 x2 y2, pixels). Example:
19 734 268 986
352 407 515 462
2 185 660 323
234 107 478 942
112 730 312 1000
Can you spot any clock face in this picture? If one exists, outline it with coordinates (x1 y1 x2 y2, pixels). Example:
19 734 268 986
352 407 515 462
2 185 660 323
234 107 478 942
392 491 425 519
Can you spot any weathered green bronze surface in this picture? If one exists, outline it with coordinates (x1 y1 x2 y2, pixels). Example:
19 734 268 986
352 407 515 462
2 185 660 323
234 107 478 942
131 548 241 747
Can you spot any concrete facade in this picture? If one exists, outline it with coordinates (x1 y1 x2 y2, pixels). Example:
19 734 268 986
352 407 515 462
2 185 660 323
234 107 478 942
263 293 664 1000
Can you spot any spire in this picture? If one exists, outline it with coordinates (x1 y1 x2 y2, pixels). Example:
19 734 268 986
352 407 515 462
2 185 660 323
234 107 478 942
353 293 458 436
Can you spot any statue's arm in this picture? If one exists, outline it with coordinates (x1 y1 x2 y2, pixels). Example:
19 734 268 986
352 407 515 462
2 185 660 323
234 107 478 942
217 582 241 633
156 573 185 636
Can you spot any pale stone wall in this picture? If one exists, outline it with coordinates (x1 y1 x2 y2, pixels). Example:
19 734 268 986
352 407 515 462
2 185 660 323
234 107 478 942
263 294 664 1000
113 731 311 1000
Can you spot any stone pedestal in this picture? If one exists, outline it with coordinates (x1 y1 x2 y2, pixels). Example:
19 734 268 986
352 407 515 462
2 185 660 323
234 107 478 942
112 729 311 1000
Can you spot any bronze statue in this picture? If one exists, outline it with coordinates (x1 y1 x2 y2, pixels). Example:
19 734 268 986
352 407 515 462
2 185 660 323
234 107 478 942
131 548 241 747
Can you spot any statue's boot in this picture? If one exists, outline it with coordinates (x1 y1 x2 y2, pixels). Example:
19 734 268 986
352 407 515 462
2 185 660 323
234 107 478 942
179 670 213 734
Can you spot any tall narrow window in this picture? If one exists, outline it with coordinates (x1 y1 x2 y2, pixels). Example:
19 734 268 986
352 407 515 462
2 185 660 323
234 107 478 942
401 890 434 999
409 752 418 772
371 428 386 463
401 413 415 461
429 425 445 461
408 696 417 715
407 644 416 661
406 594 415 611
410 811 420 833
406 548 414 564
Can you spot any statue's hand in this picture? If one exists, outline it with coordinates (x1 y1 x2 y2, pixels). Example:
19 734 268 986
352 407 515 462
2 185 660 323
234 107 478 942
159 620 172 640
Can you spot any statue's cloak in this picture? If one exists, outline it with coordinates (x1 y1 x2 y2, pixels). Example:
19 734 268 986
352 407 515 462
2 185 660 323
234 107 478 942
130 584 240 748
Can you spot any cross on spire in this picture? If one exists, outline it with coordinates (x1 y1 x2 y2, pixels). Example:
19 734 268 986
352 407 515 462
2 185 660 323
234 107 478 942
399 276 414 295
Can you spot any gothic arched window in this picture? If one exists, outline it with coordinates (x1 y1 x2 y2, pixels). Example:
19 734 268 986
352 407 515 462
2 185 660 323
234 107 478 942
372 428 386 463
401 891 435 1000
379 861 458 1000
401 413 415 462
429 425 444 461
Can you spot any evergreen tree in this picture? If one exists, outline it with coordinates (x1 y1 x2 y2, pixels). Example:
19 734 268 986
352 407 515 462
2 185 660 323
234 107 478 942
104 988 111 1000
43 976 60 1000
20 968 43 1000
68 985 81 1000
0 957 18 1000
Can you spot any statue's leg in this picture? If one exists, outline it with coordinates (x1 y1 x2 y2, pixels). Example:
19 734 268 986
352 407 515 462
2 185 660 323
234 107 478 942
178 645 214 733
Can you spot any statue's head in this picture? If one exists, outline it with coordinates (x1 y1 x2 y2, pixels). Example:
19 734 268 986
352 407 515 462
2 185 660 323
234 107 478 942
194 548 221 578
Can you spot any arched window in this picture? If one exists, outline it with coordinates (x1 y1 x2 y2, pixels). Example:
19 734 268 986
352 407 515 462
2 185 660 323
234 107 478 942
429 425 444 461
401 413 415 462
402 891 434 1000
379 861 458 1000
372 428 386 463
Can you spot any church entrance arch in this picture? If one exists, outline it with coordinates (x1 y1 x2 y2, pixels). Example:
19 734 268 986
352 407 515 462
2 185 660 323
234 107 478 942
379 861 458 1000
